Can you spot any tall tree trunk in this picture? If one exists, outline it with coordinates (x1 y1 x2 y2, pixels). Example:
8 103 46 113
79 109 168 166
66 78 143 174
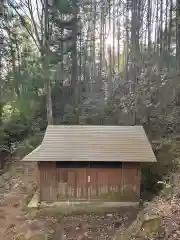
154 0 159 62
147 0 152 124
71 0 78 105
0 41 3 125
159 0 163 62
168 0 173 58
176 0 180 74
43 0 53 125
131 0 140 125
0 0 5 16
124 3 129 84
164 0 168 60
98 4 103 98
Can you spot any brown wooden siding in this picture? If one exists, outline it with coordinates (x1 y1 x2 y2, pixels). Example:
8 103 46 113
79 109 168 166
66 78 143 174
38 162 141 202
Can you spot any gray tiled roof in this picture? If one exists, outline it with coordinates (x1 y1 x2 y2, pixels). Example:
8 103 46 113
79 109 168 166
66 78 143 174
22 125 156 163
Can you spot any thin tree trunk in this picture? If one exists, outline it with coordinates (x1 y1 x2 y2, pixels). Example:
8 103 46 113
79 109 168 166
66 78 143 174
99 5 103 97
112 0 115 71
164 0 168 59
159 0 163 60
168 0 172 58
147 0 152 124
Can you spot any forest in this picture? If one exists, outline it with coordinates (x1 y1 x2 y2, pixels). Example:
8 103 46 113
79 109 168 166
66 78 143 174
0 0 180 192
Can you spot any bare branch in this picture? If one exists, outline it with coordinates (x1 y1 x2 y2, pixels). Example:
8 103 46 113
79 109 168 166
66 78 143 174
7 0 40 51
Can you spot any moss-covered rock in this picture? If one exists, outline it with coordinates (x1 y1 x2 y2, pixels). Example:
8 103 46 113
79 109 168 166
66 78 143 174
113 206 161 240
137 212 161 238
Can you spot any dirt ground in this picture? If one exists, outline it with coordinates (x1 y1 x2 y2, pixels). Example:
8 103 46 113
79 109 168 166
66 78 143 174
0 161 37 240
0 160 139 240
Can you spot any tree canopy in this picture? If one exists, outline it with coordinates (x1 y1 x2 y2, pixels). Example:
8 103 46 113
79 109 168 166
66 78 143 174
0 0 180 152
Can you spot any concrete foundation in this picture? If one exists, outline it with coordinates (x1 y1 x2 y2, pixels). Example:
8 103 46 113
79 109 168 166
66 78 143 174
27 191 139 213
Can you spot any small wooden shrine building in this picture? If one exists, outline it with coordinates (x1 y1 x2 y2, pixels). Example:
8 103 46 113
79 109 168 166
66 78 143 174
22 125 156 202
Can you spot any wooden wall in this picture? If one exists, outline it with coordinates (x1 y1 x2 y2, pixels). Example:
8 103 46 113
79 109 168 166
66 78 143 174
38 162 141 202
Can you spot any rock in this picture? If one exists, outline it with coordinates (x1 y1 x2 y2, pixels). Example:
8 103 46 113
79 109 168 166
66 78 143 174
138 214 161 238
113 207 162 240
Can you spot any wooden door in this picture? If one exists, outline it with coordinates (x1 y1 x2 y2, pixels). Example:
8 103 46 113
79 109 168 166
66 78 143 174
86 162 123 201
56 164 88 201
55 161 123 201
